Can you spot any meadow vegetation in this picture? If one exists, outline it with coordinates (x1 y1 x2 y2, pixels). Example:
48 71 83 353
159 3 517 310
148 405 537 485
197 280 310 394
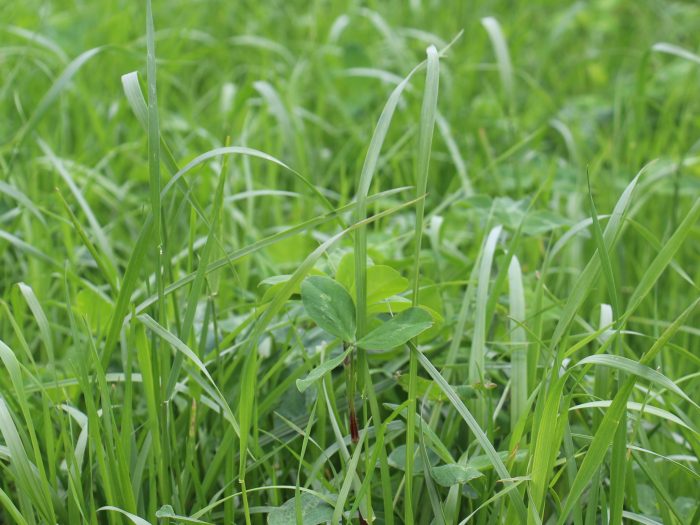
1 0 699 523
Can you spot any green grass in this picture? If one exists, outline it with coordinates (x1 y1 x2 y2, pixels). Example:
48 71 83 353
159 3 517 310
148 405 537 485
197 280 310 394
1 0 700 523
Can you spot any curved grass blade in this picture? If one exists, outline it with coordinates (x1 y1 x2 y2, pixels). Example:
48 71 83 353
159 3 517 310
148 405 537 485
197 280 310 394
99 506 150 525
0 180 45 225
652 43 700 65
0 397 56 524
40 140 118 279
570 401 697 433
16 283 54 363
137 314 239 434
469 225 502 384
481 17 514 105
576 354 698 409
331 424 368 524
167 138 231 398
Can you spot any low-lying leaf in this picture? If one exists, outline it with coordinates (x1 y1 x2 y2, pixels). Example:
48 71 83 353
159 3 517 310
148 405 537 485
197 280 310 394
430 463 484 487
268 493 333 525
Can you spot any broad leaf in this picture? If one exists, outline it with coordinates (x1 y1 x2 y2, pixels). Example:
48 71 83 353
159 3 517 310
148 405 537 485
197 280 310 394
430 463 484 487
296 345 352 392
267 493 333 525
335 251 355 291
301 276 356 341
338 257 409 307
259 268 323 304
363 265 409 305
357 307 433 351
367 296 412 314
388 445 439 473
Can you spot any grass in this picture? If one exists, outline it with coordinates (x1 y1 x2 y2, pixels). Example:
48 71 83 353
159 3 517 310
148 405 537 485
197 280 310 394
1 0 700 523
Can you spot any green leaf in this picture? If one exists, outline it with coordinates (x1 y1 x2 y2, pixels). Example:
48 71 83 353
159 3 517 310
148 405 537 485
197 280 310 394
259 269 323 304
557 297 700 524
388 445 438 473
238 197 423 481
414 278 445 343
335 251 355 291
367 296 412 315
16 283 54 363
577 354 698 409
570 401 698 433
268 493 333 525
623 198 700 320
301 276 356 341
357 307 433 351
362 265 409 306
296 345 353 392
652 42 700 65
0 397 54 523
430 463 484 487
522 210 572 235
156 505 213 524
137 314 239 435
337 257 409 307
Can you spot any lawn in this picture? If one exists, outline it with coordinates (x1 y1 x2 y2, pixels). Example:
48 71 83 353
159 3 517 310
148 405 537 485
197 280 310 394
1 0 699 523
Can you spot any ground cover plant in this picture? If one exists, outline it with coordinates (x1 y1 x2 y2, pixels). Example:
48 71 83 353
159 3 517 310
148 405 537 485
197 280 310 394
1 0 699 523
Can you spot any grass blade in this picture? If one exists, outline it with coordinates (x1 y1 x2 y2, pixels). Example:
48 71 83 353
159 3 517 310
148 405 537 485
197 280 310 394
558 297 700 524
415 346 528 522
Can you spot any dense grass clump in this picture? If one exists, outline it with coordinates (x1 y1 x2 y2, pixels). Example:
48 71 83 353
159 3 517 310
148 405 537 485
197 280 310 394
1 0 699 523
